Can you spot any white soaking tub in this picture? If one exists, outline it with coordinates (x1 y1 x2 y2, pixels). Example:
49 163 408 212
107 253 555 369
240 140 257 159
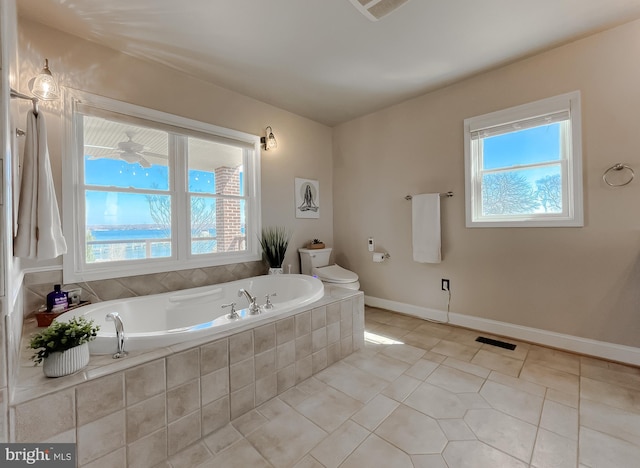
57 274 324 354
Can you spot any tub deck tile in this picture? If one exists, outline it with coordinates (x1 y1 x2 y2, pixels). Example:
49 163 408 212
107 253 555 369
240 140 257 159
11 291 365 468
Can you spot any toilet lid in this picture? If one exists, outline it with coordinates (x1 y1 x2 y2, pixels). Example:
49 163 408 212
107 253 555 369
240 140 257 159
313 265 358 283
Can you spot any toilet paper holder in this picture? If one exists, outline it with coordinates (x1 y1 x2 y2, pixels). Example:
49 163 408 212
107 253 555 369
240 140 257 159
373 252 390 262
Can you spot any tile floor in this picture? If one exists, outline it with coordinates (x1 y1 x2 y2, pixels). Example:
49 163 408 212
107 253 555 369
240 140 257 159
165 307 640 468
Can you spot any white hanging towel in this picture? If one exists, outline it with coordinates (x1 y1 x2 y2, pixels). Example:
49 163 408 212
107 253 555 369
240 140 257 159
14 110 67 259
412 193 441 263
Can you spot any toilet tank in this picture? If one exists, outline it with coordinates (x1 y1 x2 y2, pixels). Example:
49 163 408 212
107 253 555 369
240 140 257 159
298 247 332 275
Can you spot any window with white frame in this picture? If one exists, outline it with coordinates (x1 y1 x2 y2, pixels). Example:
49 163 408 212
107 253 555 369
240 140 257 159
464 91 583 227
63 90 261 282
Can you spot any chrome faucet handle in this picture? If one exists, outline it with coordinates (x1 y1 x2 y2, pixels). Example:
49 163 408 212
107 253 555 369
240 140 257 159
222 302 240 319
264 292 277 310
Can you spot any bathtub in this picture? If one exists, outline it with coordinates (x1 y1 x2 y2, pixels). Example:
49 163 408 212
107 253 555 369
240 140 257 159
57 274 324 354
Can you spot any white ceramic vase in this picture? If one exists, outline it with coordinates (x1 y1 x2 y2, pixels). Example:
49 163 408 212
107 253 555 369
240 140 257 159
42 342 90 378
268 267 284 275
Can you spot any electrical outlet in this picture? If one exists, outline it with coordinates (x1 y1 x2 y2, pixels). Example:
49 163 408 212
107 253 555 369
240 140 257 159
441 279 450 291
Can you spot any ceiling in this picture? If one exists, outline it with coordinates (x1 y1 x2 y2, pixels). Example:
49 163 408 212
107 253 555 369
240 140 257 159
17 0 640 126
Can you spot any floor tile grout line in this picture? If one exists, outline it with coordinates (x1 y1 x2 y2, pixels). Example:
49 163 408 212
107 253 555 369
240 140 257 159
311 418 372 468
306 383 376 465
528 395 545 467
357 409 448 468
250 383 366 465
381 316 545 464
175 307 639 466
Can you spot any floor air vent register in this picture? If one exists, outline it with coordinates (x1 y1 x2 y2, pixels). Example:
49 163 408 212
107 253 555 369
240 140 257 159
475 336 517 351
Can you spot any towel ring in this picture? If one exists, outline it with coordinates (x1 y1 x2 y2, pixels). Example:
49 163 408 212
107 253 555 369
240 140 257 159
603 163 634 187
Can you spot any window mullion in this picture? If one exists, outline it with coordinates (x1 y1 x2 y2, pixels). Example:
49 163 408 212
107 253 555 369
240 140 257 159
82 185 169 196
173 135 188 261
480 160 562 175
75 112 88 271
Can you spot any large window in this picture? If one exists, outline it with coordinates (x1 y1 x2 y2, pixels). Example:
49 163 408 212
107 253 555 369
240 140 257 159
63 91 261 282
464 91 583 227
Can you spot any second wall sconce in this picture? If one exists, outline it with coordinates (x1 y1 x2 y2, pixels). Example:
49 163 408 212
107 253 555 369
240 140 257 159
261 126 277 151
29 58 60 101
11 57 61 120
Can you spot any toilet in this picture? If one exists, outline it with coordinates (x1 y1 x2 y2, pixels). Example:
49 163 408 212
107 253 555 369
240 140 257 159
298 247 360 290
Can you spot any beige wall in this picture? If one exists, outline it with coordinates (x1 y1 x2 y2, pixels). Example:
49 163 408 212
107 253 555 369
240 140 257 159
16 19 333 274
333 19 640 348
15 17 640 350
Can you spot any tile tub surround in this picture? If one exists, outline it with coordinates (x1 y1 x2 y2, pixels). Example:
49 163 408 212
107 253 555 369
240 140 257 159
22 261 267 315
9 288 364 467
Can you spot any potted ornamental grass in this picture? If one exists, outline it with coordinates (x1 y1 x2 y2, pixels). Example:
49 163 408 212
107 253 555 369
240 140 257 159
259 226 290 274
30 316 99 377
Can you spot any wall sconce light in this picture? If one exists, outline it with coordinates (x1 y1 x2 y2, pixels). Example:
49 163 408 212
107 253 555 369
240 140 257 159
260 126 277 151
29 58 60 101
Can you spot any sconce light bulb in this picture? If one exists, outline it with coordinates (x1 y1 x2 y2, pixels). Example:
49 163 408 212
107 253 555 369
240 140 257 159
262 126 278 151
30 58 60 101
267 132 277 150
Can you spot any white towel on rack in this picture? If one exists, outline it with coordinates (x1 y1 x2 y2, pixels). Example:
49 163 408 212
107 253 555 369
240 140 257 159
412 193 441 263
14 110 67 259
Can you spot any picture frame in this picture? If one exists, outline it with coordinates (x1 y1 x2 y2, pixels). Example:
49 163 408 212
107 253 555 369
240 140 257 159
295 178 320 219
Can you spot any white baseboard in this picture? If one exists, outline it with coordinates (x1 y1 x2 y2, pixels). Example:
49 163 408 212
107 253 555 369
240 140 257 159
365 295 640 367
365 296 449 323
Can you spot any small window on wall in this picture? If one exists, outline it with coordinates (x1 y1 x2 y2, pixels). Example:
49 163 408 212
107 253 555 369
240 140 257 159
464 91 583 227
63 90 262 282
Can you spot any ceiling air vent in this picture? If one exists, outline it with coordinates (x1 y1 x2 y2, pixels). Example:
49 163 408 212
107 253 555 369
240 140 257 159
348 0 411 22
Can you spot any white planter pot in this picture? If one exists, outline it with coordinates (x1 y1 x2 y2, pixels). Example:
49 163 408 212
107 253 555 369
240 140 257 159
268 267 283 275
42 342 90 378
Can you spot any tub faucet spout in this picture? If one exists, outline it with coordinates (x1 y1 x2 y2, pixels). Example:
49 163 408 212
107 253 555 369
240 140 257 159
105 312 128 359
237 288 261 315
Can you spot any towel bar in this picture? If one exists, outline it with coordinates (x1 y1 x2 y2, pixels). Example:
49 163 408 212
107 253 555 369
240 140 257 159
10 88 39 114
405 192 453 200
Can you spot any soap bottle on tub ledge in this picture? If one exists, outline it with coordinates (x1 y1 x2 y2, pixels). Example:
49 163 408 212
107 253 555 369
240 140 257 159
46 284 68 312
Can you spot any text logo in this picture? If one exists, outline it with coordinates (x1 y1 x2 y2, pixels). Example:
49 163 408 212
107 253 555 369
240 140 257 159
0 444 75 467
